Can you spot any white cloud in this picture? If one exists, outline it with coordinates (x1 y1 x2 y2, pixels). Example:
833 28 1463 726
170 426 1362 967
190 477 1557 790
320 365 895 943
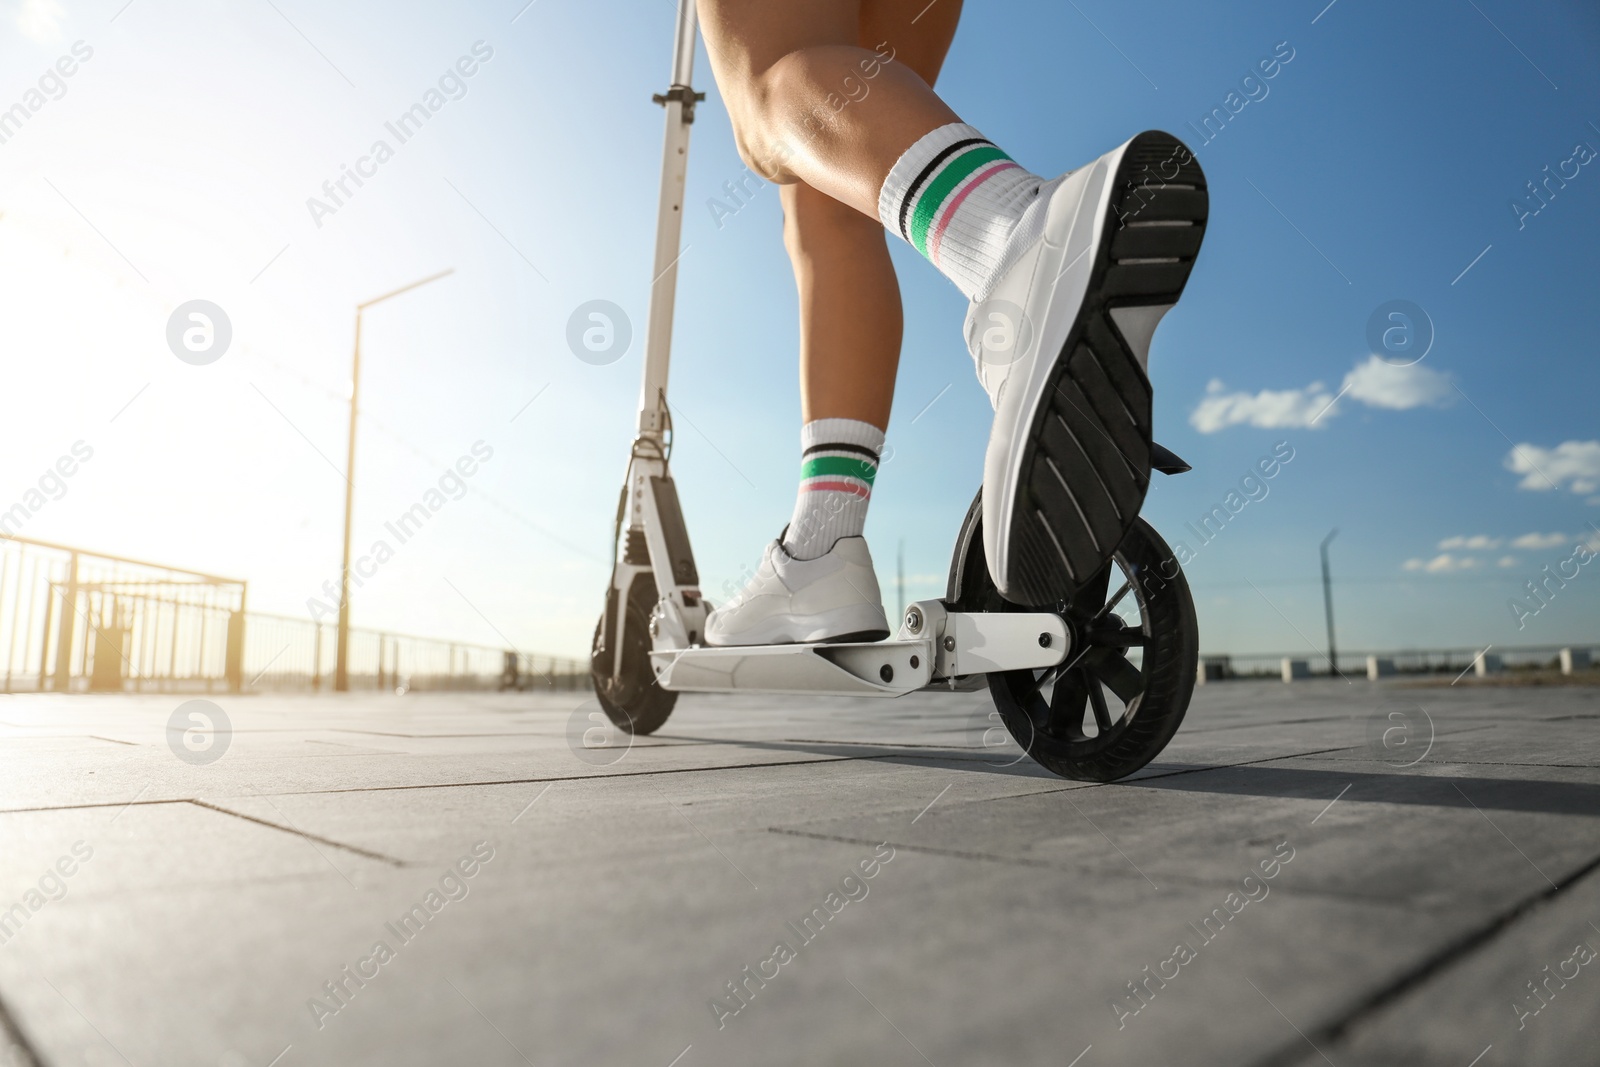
15 0 63 41
1506 440 1600 495
1439 534 1501 550
1191 356 1451 434
1342 355 1453 411
1189 378 1335 433
1403 553 1482 574
1497 555 1519 568
1510 531 1568 550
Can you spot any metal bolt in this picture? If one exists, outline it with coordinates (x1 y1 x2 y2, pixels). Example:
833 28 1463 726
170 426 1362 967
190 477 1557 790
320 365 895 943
943 636 955 652
879 664 894 683
1038 632 1051 648
904 606 923 634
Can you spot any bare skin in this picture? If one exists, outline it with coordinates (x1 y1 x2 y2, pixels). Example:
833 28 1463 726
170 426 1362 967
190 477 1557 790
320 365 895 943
699 0 965 429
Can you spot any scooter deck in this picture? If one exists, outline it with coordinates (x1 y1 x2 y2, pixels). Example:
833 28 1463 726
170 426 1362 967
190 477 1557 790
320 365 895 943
650 603 1068 697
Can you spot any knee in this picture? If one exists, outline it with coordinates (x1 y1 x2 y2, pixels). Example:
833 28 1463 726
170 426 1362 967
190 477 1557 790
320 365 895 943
724 50 819 181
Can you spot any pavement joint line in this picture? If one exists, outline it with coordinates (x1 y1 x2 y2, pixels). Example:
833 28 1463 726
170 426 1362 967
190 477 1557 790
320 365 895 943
187 799 405 867
764 827 1249 892
1180 715 1355 734
8 733 1588 820
330 729 599 739
259 795 361 891
761 738 1596 851
170 754 872 799
88 735 139 746
780 737 1002 750
107 783 153 823
303 738 391 750
769 827 1066 871
1246 841 1600 1067
769 827 1424 905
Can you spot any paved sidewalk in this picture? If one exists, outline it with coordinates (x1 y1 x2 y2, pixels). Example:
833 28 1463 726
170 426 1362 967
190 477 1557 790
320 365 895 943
2 679 1598 1066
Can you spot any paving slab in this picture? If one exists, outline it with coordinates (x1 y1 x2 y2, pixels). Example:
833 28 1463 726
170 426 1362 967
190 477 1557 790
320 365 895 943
0 680 1597 1066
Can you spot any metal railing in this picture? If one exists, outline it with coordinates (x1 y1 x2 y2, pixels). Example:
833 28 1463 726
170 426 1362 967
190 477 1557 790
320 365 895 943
0 534 246 692
1199 645 1593 680
244 613 587 692
0 534 586 694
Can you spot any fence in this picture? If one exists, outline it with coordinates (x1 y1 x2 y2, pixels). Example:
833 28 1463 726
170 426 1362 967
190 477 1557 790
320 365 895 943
243 613 587 693
1199 645 1592 680
0 534 586 694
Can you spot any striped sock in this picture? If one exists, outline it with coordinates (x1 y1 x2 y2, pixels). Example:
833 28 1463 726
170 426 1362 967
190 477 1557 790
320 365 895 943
877 122 1048 301
782 418 884 561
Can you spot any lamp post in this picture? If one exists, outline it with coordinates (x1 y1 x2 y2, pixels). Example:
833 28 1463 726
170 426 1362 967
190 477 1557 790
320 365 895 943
334 268 454 692
1320 528 1339 678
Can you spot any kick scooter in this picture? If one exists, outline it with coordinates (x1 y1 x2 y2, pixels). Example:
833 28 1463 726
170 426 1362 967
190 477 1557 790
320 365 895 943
590 2 1202 782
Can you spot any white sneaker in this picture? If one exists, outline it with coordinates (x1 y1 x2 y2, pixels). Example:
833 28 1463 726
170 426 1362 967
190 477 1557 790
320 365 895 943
704 536 890 646
967 130 1208 606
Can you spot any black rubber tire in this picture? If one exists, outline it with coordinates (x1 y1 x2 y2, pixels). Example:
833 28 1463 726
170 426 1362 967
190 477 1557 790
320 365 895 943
590 573 677 735
955 497 1197 782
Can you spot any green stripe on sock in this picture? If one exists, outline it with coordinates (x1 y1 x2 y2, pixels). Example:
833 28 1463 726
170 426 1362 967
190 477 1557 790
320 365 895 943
800 455 877 485
909 144 1011 256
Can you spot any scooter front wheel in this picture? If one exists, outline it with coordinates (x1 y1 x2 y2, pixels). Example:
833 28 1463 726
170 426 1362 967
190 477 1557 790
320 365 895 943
955 500 1197 781
590 573 677 735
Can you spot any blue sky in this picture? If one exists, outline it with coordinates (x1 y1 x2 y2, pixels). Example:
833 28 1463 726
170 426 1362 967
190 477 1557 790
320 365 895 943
0 0 1596 658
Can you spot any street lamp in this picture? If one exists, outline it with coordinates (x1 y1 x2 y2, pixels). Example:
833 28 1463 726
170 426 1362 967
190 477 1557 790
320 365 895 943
1320 528 1339 677
334 268 454 692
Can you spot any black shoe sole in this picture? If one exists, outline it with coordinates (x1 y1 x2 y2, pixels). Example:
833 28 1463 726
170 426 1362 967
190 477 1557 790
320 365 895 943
821 628 892 645
1002 131 1208 608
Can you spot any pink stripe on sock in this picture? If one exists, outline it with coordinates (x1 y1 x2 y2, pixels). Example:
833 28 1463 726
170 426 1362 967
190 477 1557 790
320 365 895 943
803 480 871 498
927 161 1022 265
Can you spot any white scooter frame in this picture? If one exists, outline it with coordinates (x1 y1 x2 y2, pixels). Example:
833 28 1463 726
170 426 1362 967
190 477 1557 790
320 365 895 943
598 1 1073 698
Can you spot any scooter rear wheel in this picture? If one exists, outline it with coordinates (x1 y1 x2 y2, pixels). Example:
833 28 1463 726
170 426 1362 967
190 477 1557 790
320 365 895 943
590 573 677 735
955 500 1197 781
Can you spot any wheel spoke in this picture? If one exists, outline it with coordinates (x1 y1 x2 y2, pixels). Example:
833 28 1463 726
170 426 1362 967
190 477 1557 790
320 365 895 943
1088 680 1114 733
1095 652 1146 704
1084 622 1148 648
1025 662 1065 699
1094 579 1133 620
1047 668 1089 738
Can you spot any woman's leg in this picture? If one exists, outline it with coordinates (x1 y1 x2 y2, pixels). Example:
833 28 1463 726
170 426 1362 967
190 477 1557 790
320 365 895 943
701 0 1209 626
699 0 960 217
781 0 963 429
701 0 1052 310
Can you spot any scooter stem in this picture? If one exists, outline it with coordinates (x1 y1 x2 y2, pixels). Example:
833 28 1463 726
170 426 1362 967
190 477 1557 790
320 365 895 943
636 0 704 441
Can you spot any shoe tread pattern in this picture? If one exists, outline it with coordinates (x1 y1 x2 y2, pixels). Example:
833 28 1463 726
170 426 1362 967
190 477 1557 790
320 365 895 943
1004 132 1208 606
